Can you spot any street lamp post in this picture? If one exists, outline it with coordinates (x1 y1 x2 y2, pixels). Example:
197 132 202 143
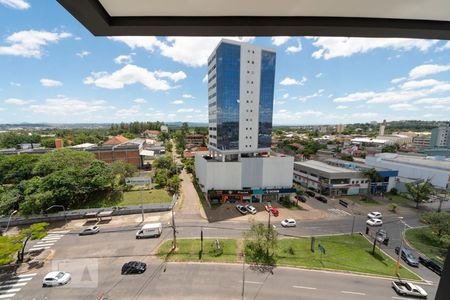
4 210 18 233
396 217 406 275
46 205 67 226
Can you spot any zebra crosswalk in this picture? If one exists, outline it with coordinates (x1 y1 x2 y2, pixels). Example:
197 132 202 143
0 273 36 299
328 208 351 216
29 230 69 252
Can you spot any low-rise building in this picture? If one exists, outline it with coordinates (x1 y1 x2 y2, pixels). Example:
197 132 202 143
185 134 206 148
142 130 160 139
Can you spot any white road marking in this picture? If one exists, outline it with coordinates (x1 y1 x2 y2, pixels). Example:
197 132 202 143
0 283 28 288
0 278 32 284
49 230 69 234
0 288 20 293
16 273 36 278
292 285 317 290
29 246 50 251
328 208 351 216
341 290 366 295
0 293 15 299
41 236 61 240
36 242 56 246
244 281 263 284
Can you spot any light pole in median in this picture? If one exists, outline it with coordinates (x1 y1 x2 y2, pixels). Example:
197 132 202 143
396 217 406 275
4 210 18 233
46 205 67 226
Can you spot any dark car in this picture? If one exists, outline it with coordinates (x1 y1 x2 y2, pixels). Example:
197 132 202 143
296 195 307 203
305 190 316 197
236 205 247 215
419 256 442 276
121 261 147 275
395 247 419 267
315 195 328 203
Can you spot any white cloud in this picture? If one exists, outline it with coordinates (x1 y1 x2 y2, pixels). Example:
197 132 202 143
114 54 133 64
172 100 184 105
109 36 254 67
0 0 30 10
315 73 323 78
409 64 450 79
400 79 443 90
415 97 450 105
182 94 195 99
76 51 90 58
333 92 376 103
28 96 109 115
40 78 62 87
115 108 140 119
273 109 324 123
389 103 418 111
436 41 450 52
282 93 289 99
4 98 33 105
391 77 406 84
83 64 172 91
9 81 21 87
202 74 208 83
0 30 71 58
177 108 195 113
336 105 348 110
286 41 302 53
0 107 4 111
309 37 437 60
154 70 187 82
133 98 147 104
274 100 286 105
280 76 307 86
271 37 291 46
298 89 325 102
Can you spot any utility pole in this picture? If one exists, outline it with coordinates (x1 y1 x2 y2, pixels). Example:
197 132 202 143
351 214 356 236
171 208 177 250
141 188 145 222
241 252 245 300
396 218 406 275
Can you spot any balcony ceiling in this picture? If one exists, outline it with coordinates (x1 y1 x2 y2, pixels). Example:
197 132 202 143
57 0 450 38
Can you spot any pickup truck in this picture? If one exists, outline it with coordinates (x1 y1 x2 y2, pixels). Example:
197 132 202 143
392 281 427 298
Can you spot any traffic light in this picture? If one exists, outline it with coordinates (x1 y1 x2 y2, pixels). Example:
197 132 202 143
365 227 369 234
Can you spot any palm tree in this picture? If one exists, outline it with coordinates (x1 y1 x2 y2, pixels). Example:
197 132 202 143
361 168 383 199
405 179 434 209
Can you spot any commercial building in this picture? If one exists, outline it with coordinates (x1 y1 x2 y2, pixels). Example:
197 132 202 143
430 125 450 148
195 39 294 204
185 134 206 148
85 138 145 167
366 153 450 190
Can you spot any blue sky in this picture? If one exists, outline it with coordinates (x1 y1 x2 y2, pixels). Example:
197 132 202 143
0 0 450 125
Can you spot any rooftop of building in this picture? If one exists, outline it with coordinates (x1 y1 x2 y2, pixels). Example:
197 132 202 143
104 135 129 145
294 160 359 174
372 153 450 171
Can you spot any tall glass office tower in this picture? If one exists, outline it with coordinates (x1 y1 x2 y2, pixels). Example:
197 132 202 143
207 39 276 159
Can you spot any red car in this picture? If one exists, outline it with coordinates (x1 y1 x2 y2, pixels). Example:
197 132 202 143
271 207 279 217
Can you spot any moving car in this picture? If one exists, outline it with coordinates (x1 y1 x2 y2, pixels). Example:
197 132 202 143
295 195 307 202
79 225 100 236
315 195 328 203
367 211 383 219
392 281 427 298
136 223 162 239
245 205 257 214
42 271 71 287
366 218 383 227
395 247 419 267
419 256 442 276
281 219 296 227
121 261 147 274
236 205 247 215
270 207 279 217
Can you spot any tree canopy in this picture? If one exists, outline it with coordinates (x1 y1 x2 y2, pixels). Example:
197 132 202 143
405 179 434 208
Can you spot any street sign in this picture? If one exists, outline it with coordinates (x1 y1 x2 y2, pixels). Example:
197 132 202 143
125 177 152 185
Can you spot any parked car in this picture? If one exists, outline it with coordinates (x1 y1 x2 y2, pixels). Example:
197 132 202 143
419 257 442 276
236 205 247 215
366 218 383 227
121 261 147 275
270 207 279 217
79 225 100 236
392 281 427 298
42 271 71 287
305 190 316 197
395 247 419 267
367 211 383 219
245 205 257 214
281 219 296 227
315 195 328 203
296 195 307 203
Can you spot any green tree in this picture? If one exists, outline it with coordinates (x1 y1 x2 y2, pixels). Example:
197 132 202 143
0 186 19 215
406 179 434 209
340 154 354 162
154 169 168 188
17 222 48 262
0 236 22 265
244 222 278 265
361 168 383 198
167 174 181 194
158 131 170 143
382 144 398 153
110 160 137 184
422 212 450 238
33 148 95 176
0 154 40 184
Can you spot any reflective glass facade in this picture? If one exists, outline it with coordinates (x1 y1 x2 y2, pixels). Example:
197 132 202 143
258 50 276 148
216 43 241 150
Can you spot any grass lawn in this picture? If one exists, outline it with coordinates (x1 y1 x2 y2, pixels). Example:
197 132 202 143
157 235 420 280
405 227 447 265
385 192 414 206
158 239 238 263
277 235 419 279
120 189 172 206
342 195 379 206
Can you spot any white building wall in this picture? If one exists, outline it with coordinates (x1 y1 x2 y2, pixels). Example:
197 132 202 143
261 156 294 188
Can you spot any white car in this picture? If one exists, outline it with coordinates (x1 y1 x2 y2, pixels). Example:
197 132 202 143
366 218 383 227
42 271 71 287
392 281 427 298
367 211 383 219
79 225 100 235
245 205 257 214
281 219 297 227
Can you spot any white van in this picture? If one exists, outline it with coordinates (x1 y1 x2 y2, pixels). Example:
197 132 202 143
136 223 162 239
